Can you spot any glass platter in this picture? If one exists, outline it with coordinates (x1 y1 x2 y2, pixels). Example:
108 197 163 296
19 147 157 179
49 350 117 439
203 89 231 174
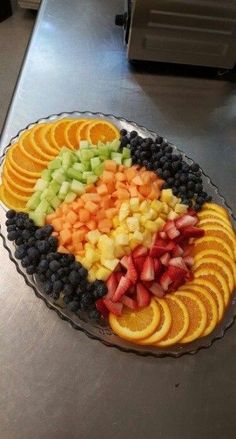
0 110 236 358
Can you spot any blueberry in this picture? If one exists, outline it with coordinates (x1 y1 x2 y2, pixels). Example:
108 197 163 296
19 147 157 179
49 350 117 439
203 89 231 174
63 294 74 304
68 300 80 312
67 254 75 263
80 294 93 311
163 162 171 171
165 145 173 153
38 259 49 273
180 174 187 183
22 229 32 241
187 191 194 199
163 170 171 179
172 161 181 171
7 231 19 241
38 273 46 283
195 183 203 192
6 209 16 219
120 136 129 147
43 280 53 295
15 217 26 229
206 195 212 202
194 203 201 212
6 218 15 226
78 266 88 278
160 156 167 165
190 163 200 172
93 282 107 299
196 196 205 205
182 163 190 172
172 187 179 196
36 240 50 254
69 270 81 286
120 128 127 137
53 280 63 294
49 260 61 272
171 154 179 162
89 309 100 320
140 151 147 160
45 269 52 279
15 245 27 260
27 247 40 261
26 265 36 275
182 199 189 206
167 177 175 187
63 284 74 296
187 181 195 190
179 185 187 194
28 237 36 246
48 236 58 251
51 273 58 283
162 182 169 189
157 168 163 178
7 225 17 232
155 136 163 144
57 267 66 278
21 256 31 268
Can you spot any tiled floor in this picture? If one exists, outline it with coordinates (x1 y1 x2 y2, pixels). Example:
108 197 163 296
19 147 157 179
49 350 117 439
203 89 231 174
0 1 36 133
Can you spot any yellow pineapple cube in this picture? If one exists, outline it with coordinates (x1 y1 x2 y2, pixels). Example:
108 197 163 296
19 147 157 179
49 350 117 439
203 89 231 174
160 189 173 204
114 245 126 258
119 201 130 221
151 199 163 213
154 217 166 230
115 233 129 246
87 229 101 245
145 220 158 232
168 195 179 208
175 203 188 214
162 202 170 214
130 197 140 212
126 216 139 232
112 216 120 228
101 258 120 271
168 210 179 220
96 266 111 281
139 200 149 213
98 235 115 259
132 230 143 243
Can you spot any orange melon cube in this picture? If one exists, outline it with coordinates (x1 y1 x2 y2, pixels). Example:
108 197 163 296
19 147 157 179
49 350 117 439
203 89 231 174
124 167 137 182
57 245 70 254
101 170 114 183
104 160 117 172
51 218 64 232
129 186 139 197
115 188 130 199
105 208 118 219
72 230 87 243
87 219 97 230
115 172 126 181
132 175 143 185
98 218 112 233
60 229 72 245
78 208 90 222
97 183 108 195
65 210 78 224
84 201 97 214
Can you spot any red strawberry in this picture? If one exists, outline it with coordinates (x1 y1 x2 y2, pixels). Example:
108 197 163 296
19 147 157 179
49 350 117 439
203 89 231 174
183 255 194 267
168 278 185 293
171 244 184 257
183 243 194 257
169 257 187 271
106 272 118 300
175 214 198 229
181 226 204 238
160 272 172 291
96 299 109 317
187 208 198 217
160 252 170 266
163 220 175 232
140 256 155 281
132 245 148 258
112 276 131 302
120 255 129 270
166 265 187 282
121 295 138 310
159 231 167 239
136 283 151 307
103 299 123 316
150 239 175 257
126 255 138 284
186 271 194 281
115 271 123 283
153 258 162 278
134 256 146 274
166 225 180 240
149 282 164 298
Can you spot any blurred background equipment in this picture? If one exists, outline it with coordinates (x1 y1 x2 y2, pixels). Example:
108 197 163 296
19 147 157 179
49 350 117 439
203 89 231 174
0 0 12 21
116 0 236 69
18 0 40 9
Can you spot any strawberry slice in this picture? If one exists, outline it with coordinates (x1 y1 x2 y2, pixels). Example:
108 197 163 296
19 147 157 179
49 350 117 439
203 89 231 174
160 272 172 291
150 239 175 257
140 256 155 281
121 295 138 310
153 258 162 278
106 272 118 300
103 299 123 316
95 298 109 317
187 208 198 217
126 255 138 284
163 220 175 232
169 257 187 271
181 226 204 238
160 252 170 266
171 244 184 257
168 278 185 293
149 282 164 298
120 255 129 270
159 231 167 240
112 276 131 302
132 245 148 258
183 255 194 267
176 214 198 229
134 256 146 274
136 283 151 307
183 243 194 257
115 271 123 283
166 225 180 240
166 265 187 282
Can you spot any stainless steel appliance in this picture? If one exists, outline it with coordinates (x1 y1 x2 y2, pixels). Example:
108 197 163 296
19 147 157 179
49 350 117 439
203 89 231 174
116 0 236 69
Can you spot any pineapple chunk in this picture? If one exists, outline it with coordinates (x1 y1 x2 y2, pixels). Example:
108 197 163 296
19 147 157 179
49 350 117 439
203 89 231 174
139 200 149 213
98 235 115 259
151 199 163 213
145 220 158 232
130 197 140 212
175 203 188 214
142 230 153 247
168 195 179 208
162 202 169 214
168 210 179 220
114 245 126 258
160 189 173 204
115 233 129 246
101 258 120 271
112 216 120 228
132 230 143 243
119 201 130 221
96 266 111 281
126 216 140 232
154 217 166 230
87 229 101 244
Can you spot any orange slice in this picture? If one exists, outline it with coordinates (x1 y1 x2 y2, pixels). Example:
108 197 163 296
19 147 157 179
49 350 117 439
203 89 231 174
0 185 27 211
5 160 35 185
18 130 48 166
76 120 93 143
2 166 35 194
86 120 120 144
109 299 160 341
29 125 55 161
2 177 30 201
174 291 207 343
8 144 44 177
198 218 235 236
64 119 88 149
188 279 224 321
193 236 234 260
49 118 74 151
201 226 236 259
137 298 172 345
193 257 234 292
202 203 229 219
194 250 236 286
194 268 230 306
198 211 232 226
36 123 59 155
156 295 189 347
178 286 218 337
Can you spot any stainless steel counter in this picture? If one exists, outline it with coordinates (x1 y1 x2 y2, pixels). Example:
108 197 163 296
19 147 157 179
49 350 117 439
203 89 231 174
1 1 236 438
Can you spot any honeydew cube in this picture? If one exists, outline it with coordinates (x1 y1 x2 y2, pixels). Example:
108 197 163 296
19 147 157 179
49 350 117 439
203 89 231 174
26 191 42 210
129 197 140 212
87 229 101 244
46 206 54 215
151 199 163 213
115 233 129 246
126 216 139 232
101 258 120 271
71 180 85 195
29 210 46 227
96 266 111 281
59 181 70 196
52 169 66 184
90 156 101 170
122 147 131 159
123 158 132 167
119 202 130 221
167 210 179 220
109 139 121 151
34 178 48 192
79 140 89 149
64 192 77 203
62 151 74 170
80 149 94 161
145 220 158 233
160 189 173 204
50 196 61 209
93 164 104 177
48 158 62 170
175 203 188 215
139 200 149 213
73 162 85 172
41 169 52 182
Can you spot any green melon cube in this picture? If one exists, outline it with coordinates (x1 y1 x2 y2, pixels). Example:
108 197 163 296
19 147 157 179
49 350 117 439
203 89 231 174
122 147 130 159
34 178 48 192
123 158 132 167
26 191 42 210
59 181 70 196
52 169 66 184
48 158 62 170
111 152 122 164
71 180 85 195
109 139 121 151
87 175 98 184
90 157 101 170
64 192 77 203
50 196 61 209
93 164 104 176
80 149 94 161
41 169 52 182
29 210 46 227
80 140 89 149
66 168 83 181
49 180 61 194
97 146 110 158
62 151 74 169
46 206 54 214
73 162 85 172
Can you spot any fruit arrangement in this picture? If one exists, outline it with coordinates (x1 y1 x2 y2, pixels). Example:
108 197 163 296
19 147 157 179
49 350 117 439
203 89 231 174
0 115 236 351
